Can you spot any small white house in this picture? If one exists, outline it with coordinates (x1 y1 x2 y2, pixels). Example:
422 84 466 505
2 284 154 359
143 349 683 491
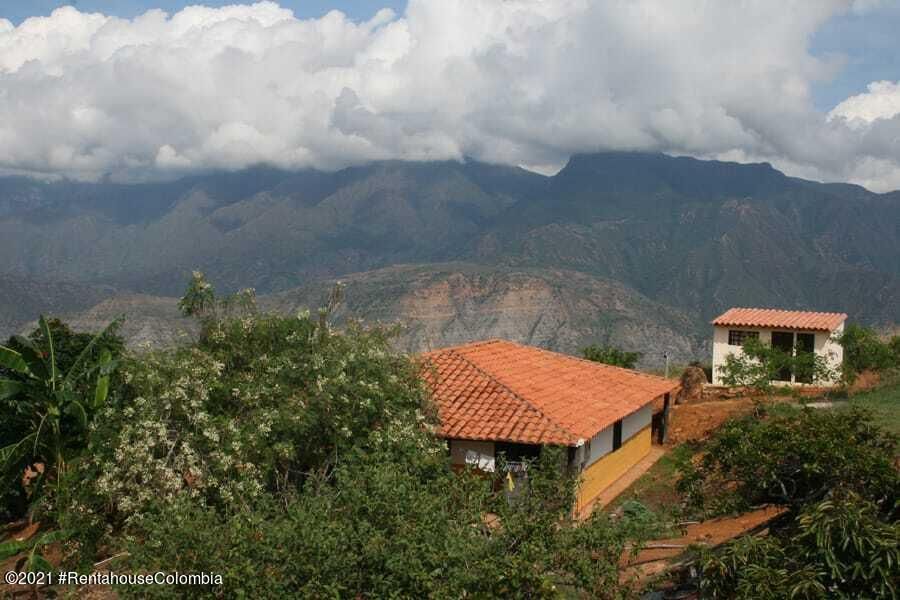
711 308 846 386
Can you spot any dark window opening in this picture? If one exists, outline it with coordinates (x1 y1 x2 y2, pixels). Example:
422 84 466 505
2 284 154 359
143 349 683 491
612 420 623 451
795 332 815 383
495 442 541 462
771 331 795 382
728 330 759 346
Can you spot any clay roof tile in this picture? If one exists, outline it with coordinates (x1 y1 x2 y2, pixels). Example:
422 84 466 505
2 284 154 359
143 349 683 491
420 340 678 446
711 308 847 331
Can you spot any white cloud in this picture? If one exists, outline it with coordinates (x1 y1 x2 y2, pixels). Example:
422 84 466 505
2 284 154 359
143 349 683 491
829 80 900 123
0 0 899 191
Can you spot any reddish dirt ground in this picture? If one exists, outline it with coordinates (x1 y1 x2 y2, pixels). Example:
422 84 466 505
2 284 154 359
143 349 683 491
620 505 786 585
849 370 881 393
665 398 759 444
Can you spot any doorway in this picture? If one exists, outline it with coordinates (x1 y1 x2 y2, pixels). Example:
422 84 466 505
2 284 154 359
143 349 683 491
771 331 794 382
795 332 815 383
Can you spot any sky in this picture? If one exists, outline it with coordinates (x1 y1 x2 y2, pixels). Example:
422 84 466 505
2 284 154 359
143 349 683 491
0 1 405 25
1 0 899 191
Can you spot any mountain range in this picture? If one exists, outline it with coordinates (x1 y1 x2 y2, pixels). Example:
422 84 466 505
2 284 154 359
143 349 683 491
2 152 898 365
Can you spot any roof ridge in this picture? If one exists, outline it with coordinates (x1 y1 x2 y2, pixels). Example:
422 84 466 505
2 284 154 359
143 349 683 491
711 307 848 330
443 347 580 444
422 338 504 354
720 307 847 315
433 338 676 390
522 342 676 385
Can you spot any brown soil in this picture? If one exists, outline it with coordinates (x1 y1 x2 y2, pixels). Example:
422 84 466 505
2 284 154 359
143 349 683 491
620 505 786 584
849 370 881 393
665 398 759 444
0 521 117 600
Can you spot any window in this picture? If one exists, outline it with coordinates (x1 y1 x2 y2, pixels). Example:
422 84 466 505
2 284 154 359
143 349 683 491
612 420 623 451
728 330 759 346
495 442 541 462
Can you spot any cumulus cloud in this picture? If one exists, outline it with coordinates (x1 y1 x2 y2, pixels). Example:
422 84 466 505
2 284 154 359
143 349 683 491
0 0 899 191
829 80 900 123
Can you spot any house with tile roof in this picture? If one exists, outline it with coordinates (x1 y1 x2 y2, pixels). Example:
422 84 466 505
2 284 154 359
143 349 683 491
420 339 680 513
711 308 847 386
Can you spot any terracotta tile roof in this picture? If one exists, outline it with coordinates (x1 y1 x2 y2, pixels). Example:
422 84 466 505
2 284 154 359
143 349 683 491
711 307 847 332
420 340 679 446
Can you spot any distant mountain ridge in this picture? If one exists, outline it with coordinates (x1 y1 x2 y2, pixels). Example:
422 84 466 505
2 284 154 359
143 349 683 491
1 152 898 359
15 264 703 367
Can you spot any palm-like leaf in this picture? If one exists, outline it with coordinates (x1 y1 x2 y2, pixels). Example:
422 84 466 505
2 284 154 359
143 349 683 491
0 378 23 400
11 335 47 380
0 345 29 374
63 317 122 388
0 433 38 478
93 349 112 410
65 398 88 429
38 316 57 390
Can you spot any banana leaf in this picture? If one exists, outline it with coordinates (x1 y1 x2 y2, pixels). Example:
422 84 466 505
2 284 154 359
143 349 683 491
0 345 28 374
0 378 23 400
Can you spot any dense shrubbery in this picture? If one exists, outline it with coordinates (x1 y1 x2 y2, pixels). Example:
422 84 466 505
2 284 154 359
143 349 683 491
838 323 900 381
680 407 898 515
117 446 659 598
681 407 900 598
699 491 899 599
0 318 123 523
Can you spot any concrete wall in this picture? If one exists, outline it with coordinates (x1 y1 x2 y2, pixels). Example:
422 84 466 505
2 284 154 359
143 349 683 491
711 324 843 386
449 439 495 472
576 426 652 513
623 404 652 440
585 425 613 465
583 404 652 467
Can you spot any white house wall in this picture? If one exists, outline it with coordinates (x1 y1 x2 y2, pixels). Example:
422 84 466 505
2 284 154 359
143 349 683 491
711 324 843 386
622 405 652 440
821 322 844 375
586 426 613 465
449 440 495 471
584 404 652 468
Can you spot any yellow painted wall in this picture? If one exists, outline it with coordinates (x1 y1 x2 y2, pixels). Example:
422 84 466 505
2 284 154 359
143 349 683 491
576 425 651 512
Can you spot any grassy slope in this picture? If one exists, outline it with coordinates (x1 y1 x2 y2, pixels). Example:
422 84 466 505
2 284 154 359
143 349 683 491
606 444 694 518
843 375 900 436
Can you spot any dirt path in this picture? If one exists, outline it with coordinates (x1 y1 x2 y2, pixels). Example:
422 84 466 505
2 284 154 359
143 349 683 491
619 505 786 584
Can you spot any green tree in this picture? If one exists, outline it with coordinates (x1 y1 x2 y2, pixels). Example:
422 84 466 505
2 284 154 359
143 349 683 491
838 324 898 382
0 317 121 520
581 345 642 369
177 270 256 327
679 407 898 515
699 492 899 599
684 409 899 598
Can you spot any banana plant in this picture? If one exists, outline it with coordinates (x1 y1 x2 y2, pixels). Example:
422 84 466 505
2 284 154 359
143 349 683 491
0 316 120 493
